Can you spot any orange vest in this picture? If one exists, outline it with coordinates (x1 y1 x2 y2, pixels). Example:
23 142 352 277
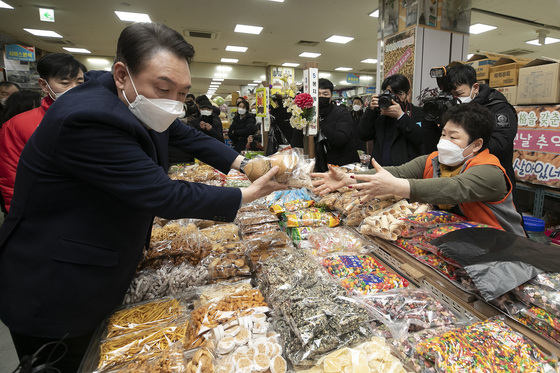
423 149 525 236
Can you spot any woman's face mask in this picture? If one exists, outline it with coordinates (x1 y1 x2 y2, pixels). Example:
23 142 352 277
200 109 212 116
122 67 184 132
352 104 362 112
237 108 247 115
437 139 475 167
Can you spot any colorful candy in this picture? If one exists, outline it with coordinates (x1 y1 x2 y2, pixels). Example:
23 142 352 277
513 283 560 317
402 211 467 227
424 222 491 239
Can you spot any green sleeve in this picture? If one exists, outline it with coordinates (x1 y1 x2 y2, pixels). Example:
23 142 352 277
357 155 429 179
408 164 508 205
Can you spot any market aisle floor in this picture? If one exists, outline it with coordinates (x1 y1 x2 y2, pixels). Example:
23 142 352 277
0 321 18 372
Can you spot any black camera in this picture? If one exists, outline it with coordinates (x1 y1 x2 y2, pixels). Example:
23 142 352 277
422 92 460 121
253 133 262 143
378 90 397 109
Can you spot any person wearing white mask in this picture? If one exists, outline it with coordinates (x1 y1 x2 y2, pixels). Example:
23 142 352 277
228 98 257 153
0 22 286 372
350 96 367 152
311 103 524 236
0 53 85 213
442 64 519 208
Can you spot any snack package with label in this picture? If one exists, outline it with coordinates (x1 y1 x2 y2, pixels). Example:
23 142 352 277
513 282 560 318
359 201 430 241
243 148 315 188
321 254 409 295
358 289 461 340
283 208 341 228
268 188 316 215
287 226 316 242
415 317 555 373
402 210 467 228
297 336 407 373
424 222 491 239
307 226 369 256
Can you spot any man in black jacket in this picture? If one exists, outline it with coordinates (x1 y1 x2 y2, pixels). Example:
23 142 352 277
442 64 519 203
358 74 425 167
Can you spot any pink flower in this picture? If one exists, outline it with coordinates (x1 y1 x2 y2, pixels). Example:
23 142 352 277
294 93 314 109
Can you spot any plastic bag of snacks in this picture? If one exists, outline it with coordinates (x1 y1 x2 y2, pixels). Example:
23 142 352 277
243 148 315 188
415 317 555 373
359 201 431 241
111 342 192 373
287 226 315 241
297 336 407 373
186 287 269 348
200 223 240 244
358 289 460 340
97 316 190 371
423 222 491 239
201 242 251 280
401 210 467 228
283 208 341 228
513 282 560 318
531 272 560 292
320 254 409 295
268 188 316 215
307 226 370 256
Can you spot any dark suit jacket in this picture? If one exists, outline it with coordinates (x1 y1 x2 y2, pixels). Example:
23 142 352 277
0 71 242 338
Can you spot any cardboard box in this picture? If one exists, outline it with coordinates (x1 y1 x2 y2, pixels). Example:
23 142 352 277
495 86 518 105
465 53 504 80
517 58 560 105
489 57 531 88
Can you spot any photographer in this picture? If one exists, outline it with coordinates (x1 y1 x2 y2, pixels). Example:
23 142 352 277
442 64 519 203
357 74 425 167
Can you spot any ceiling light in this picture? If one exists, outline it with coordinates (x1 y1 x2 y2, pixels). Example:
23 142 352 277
361 58 377 64
234 24 263 34
63 47 91 54
339 80 348 85
335 67 352 71
269 0 284 2
526 37 560 46
299 52 321 58
248 83 258 86
253 80 262 83
325 35 354 44
221 58 238 63
210 81 221 85
469 23 497 34
114 11 151 23
209 84 220 87
212 78 224 82
0 1 13 9
282 62 299 67
216 66 233 71
23 28 62 37
319 72 331 78
214 73 227 78
361 75 373 80
87 58 111 65
226 45 248 52
369 9 379 17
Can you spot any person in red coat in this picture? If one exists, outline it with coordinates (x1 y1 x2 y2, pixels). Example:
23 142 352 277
0 53 85 212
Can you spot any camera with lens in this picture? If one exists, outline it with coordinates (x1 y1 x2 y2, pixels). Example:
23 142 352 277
422 91 460 121
378 90 397 109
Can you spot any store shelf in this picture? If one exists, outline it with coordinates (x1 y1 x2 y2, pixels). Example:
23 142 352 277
517 182 560 218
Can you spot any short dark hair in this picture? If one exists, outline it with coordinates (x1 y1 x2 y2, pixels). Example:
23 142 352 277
2 90 42 123
36 53 86 81
318 78 334 93
0 81 21 91
381 74 410 93
115 22 195 75
195 95 208 105
352 96 364 105
440 102 493 151
186 93 196 100
443 64 477 92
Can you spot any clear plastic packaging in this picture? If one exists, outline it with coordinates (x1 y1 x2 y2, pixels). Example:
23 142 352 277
513 282 560 317
402 210 467 228
200 224 240 244
359 201 430 241
243 148 315 188
358 288 461 340
306 226 370 256
283 208 341 228
423 222 491 239
201 242 251 280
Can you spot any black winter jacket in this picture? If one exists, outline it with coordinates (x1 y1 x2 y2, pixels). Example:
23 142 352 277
357 104 425 166
228 113 257 153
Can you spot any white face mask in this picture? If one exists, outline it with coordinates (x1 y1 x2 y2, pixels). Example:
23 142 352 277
458 87 476 104
200 109 212 116
122 67 184 132
237 108 247 115
0 97 7 106
251 109 257 114
44 80 72 101
352 105 362 112
437 139 475 167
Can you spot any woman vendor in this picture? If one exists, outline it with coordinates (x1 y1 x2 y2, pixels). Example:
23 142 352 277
312 103 525 236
